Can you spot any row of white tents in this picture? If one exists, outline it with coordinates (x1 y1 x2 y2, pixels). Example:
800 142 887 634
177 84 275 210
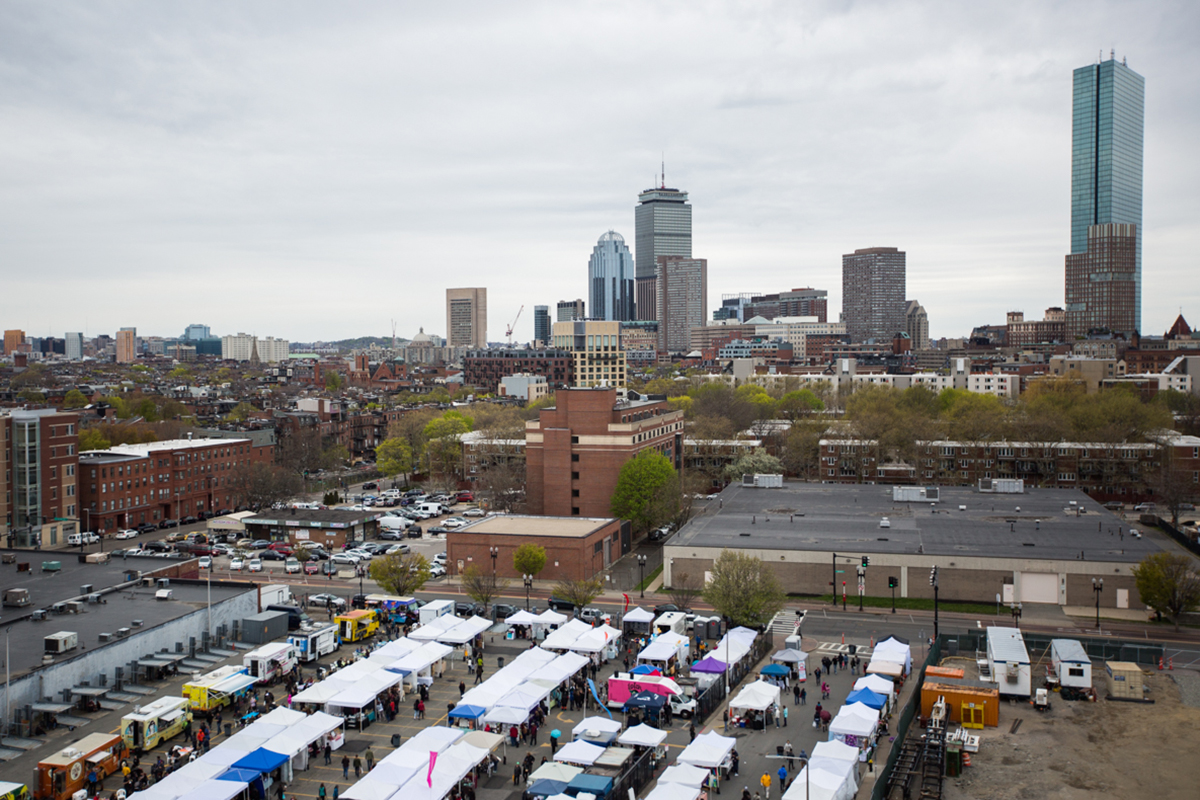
341 724 504 800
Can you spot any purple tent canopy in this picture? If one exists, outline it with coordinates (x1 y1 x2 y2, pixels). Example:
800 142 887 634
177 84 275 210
691 655 728 674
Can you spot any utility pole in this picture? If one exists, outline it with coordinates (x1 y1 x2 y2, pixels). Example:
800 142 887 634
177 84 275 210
930 566 939 642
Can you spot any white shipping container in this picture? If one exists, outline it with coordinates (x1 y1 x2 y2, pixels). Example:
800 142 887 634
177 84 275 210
1050 639 1093 689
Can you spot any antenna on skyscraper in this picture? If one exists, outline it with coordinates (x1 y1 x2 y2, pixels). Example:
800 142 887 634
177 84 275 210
661 155 665 189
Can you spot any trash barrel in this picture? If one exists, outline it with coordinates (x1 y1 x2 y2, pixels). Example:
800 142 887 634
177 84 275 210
224 724 232 737
391 734 402 747
497 656 505 669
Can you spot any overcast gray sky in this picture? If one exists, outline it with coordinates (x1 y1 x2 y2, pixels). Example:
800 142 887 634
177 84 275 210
2 1 1196 345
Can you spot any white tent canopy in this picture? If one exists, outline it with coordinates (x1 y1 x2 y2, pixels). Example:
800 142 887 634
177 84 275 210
811 740 859 763
528 761 584 784
782 765 854 800
537 609 568 625
409 614 463 641
872 637 912 673
853 674 895 697
572 716 623 737
553 739 607 766
370 638 419 662
438 615 493 645
505 610 541 626
175 779 249 800
865 659 903 678
828 702 880 743
341 764 419 800
617 723 669 748
646 783 702 800
677 731 736 769
539 652 590 685
623 606 655 624
638 632 690 663
482 705 529 726
729 679 781 712
541 619 593 650
570 625 621 654
658 763 711 788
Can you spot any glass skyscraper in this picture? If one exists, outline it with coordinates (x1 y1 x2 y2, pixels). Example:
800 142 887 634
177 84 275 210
588 231 635 321
1070 56 1144 332
635 184 691 320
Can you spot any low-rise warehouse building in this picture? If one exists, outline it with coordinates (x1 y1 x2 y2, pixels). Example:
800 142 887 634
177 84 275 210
447 515 628 581
664 480 1154 609
241 508 383 550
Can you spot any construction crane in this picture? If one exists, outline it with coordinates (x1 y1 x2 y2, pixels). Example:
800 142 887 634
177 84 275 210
505 305 524 345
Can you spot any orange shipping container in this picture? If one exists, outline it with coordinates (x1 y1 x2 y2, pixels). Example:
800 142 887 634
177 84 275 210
920 681 1000 728
926 666 965 680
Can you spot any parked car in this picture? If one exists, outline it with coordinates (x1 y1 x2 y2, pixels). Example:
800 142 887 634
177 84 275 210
547 596 575 612
211 543 232 555
455 601 486 617
442 517 468 528
578 607 612 625
331 553 361 565
308 593 347 609
463 507 486 517
428 526 451 536
304 561 321 575
406 526 423 538
166 530 188 543
385 543 411 555
493 603 518 620
143 540 171 553
114 529 138 540
649 525 671 541
158 518 179 529
433 552 448 564
137 523 158 535
182 515 199 525
346 549 374 561
305 548 331 561
250 540 272 550
362 482 378 490
247 558 263 572
668 693 697 718
653 603 680 615
379 529 403 541
267 542 294 554
428 563 446 579
230 556 245 571
198 556 212 570
259 550 286 562
456 491 475 503
285 558 301 574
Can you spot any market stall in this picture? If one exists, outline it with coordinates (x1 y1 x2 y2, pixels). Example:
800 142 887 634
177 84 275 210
852 674 895 699
622 606 655 637
569 624 622 662
636 632 690 676
658 763 710 789
770 648 808 682
617 723 669 750
827 702 879 749
781 765 854 800
504 610 541 640
727 679 782 730
552 739 606 766
571 716 623 745
541 619 593 651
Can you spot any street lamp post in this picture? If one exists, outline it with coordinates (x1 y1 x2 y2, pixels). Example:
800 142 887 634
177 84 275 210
637 554 647 598
930 566 939 642
1092 578 1104 630
523 574 533 611
1010 601 1023 628
490 546 498 577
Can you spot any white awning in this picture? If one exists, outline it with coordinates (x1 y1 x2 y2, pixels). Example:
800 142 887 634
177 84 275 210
617 723 669 749
438 615 493 645
541 619 593 650
623 606 655 623
571 716 623 737
552 739 606 766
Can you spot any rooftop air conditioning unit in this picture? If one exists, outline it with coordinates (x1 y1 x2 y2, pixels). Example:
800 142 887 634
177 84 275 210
31 609 47 621
131 619 144 627
50 603 67 615
65 601 85 614
98 633 113 643
117 627 131 638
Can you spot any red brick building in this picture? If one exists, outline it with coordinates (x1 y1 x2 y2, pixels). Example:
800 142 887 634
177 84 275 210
525 388 683 518
446 515 625 581
1 409 80 548
79 437 259 533
463 349 573 394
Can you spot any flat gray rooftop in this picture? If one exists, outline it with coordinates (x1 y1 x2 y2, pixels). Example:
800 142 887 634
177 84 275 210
0 580 254 678
674 482 1157 562
0 553 176 613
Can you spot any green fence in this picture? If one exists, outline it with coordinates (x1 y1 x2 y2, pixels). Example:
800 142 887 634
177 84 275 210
939 631 1164 666
872 638 940 800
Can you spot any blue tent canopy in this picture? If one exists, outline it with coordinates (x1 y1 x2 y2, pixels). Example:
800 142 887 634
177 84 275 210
527 778 571 798
761 664 790 676
232 747 289 774
449 704 487 719
217 768 264 783
623 691 665 710
844 688 887 709
567 772 614 799
630 665 661 675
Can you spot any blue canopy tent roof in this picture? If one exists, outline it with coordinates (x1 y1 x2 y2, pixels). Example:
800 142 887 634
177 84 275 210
217 768 265 783
623 691 665 710
449 704 487 719
844 688 887 710
527 778 571 797
630 665 661 675
760 664 790 676
691 656 727 674
232 747 289 774
567 772 614 799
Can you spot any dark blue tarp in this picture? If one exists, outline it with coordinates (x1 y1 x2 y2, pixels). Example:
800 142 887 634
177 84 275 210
623 691 665 710
567 773 614 799
761 664 790 676
449 704 487 719
232 747 289 774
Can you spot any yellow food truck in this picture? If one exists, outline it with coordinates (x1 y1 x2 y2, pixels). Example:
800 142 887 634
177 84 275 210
336 609 380 642
183 665 257 711
120 696 192 753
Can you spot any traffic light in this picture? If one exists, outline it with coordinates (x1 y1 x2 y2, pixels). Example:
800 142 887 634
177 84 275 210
861 556 870 568
888 576 898 589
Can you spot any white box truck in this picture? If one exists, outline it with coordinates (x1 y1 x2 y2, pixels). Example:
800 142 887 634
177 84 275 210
420 599 455 624
289 624 340 663
243 642 298 685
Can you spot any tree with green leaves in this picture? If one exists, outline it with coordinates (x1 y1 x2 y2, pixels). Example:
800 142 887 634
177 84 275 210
552 577 604 610
702 549 786 628
1131 552 1200 631
461 564 510 615
79 427 112 452
375 438 413 485
513 543 547 577
610 450 678 535
325 371 344 392
722 448 785 482
777 389 824 420
423 410 473 485
225 401 258 424
17 389 45 403
369 552 431 596
63 389 89 409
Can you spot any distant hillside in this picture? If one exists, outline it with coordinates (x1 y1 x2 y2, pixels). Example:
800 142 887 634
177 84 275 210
299 336 406 350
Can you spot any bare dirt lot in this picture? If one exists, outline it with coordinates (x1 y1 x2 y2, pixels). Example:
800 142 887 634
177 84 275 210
942 668 1200 800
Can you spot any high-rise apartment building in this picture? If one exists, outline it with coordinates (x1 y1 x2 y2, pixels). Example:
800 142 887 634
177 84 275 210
115 327 137 363
655 256 708 354
1065 224 1139 339
588 231 635 321
64 332 84 360
842 247 906 343
3 330 25 355
635 183 691 320
1070 55 1144 333
557 299 585 322
905 300 930 350
1 409 79 548
743 288 829 323
533 306 551 346
221 333 290 362
446 287 488 348
552 320 626 387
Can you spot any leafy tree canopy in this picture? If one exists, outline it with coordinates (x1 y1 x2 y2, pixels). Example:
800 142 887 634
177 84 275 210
702 549 786 628
513 543 547 577
723 448 785 482
369 552 431 596
552 577 604 610
63 389 89 409
610 450 678 534
375 437 413 479
1131 552 1200 631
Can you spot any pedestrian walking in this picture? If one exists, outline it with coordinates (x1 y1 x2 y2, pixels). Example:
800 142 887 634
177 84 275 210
792 684 800 705
689 721 696 742
777 765 787 788
319 784 327 799
784 742 794 771
324 742 332 766
782 706 788 727
774 707 780 728
342 755 350 779
353 755 362 779
800 688 806 706
760 772 771 798
365 749 375 772
459 680 466 697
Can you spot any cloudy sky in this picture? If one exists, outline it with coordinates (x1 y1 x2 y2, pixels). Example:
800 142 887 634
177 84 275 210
2 1 1197 345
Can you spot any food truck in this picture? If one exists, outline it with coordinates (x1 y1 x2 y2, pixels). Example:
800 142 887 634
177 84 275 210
35 733 127 800
336 609 380 642
243 642 298 685
120 696 193 753
289 623 341 663
183 665 257 711
606 673 682 707
0 781 29 800
363 594 421 623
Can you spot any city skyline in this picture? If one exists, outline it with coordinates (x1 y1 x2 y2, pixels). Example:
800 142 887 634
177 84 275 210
1 3 1196 343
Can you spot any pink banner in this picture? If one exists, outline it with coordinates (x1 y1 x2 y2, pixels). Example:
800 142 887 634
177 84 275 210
428 750 437 787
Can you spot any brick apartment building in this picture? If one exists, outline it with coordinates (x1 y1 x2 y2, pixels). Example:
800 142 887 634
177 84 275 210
1 409 80 548
820 434 1200 504
79 436 262 533
1006 308 1066 347
525 388 683 518
462 349 573 394
446 515 626 582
